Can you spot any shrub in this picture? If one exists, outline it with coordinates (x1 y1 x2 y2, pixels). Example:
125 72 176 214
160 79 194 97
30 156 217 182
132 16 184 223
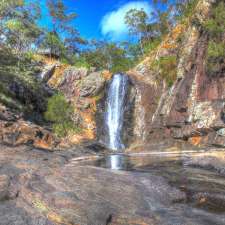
74 57 91 69
44 93 78 137
154 55 177 87
206 41 225 75
143 38 161 54
203 2 225 39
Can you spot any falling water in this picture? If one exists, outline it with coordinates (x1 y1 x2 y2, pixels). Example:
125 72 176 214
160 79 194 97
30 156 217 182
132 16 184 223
105 74 128 150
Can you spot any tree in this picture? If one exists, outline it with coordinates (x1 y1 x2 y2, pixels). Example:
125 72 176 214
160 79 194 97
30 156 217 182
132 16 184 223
152 10 172 37
125 9 150 54
80 40 134 73
80 40 108 70
44 0 85 59
0 0 42 52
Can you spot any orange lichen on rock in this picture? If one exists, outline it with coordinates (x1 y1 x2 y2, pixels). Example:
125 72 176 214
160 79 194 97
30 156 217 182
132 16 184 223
162 42 177 49
80 111 96 138
171 24 185 40
189 136 202 146
34 133 56 151
48 64 69 88
161 24 186 50
102 70 112 81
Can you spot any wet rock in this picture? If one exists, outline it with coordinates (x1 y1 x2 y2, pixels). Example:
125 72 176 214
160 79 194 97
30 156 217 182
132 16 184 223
0 144 225 225
19 165 184 225
184 151 225 175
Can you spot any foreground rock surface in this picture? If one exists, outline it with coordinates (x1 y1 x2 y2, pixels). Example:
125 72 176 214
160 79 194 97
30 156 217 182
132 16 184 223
0 144 225 225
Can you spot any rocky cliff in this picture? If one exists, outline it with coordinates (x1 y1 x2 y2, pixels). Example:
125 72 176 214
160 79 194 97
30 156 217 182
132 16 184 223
127 0 225 150
0 0 224 152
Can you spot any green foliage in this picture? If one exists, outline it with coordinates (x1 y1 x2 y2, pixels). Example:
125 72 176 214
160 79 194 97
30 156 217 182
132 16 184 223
46 0 85 56
143 38 161 54
0 0 42 53
74 57 91 69
154 55 177 87
41 31 67 59
203 2 225 39
44 93 78 137
207 41 225 59
80 41 135 73
203 2 225 75
176 0 199 20
206 41 225 75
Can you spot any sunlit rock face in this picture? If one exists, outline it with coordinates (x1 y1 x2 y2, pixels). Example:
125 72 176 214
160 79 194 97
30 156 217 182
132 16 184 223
47 66 108 145
127 0 225 150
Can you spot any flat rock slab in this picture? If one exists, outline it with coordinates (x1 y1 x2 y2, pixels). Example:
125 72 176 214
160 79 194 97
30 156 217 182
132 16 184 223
0 145 225 225
19 165 184 225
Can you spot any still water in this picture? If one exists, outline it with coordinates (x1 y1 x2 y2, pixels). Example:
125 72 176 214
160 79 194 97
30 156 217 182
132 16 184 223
75 153 225 216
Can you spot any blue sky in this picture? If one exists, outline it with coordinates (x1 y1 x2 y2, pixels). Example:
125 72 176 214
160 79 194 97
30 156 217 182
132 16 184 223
39 0 166 41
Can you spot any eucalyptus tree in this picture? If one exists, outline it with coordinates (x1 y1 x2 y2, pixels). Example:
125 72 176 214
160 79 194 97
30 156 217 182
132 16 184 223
125 8 150 54
0 0 42 53
44 0 85 60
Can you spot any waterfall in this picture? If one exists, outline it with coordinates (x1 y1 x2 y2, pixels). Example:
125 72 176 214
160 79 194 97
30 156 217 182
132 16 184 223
105 74 128 150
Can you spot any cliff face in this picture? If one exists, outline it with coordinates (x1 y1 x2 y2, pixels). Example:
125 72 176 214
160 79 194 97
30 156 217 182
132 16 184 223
128 0 225 150
1 0 224 151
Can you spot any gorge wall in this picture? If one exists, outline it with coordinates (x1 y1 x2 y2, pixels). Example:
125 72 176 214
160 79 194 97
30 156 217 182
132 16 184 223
0 0 224 152
127 0 225 150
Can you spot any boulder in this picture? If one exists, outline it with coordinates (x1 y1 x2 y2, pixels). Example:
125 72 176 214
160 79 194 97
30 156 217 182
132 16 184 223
79 72 105 97
0 119 58 150
59 66 89 99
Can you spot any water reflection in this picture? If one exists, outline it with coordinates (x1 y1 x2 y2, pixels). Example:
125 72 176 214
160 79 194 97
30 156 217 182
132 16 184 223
105 155 126 170
74 153 225 215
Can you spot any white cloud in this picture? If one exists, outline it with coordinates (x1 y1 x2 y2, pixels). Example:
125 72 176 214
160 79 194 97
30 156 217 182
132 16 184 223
101 1 152 41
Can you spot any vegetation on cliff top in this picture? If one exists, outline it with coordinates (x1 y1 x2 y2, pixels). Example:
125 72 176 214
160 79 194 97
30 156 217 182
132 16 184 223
203 1 225 76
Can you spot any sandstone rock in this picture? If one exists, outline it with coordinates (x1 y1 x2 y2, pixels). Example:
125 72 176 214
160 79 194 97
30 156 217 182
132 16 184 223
79 72 105 97
59 66 89 99
33 133 58 151
0 119 58 150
